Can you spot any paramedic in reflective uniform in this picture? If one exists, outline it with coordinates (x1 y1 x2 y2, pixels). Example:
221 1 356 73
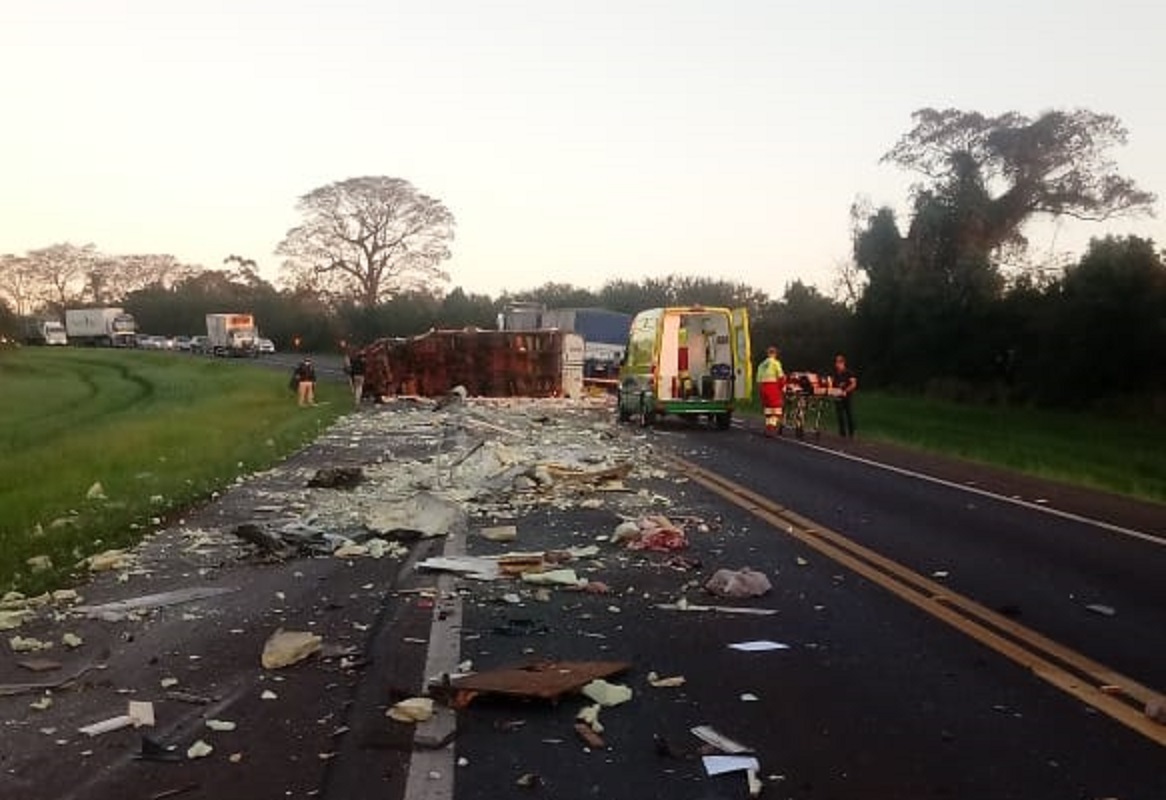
756 346 785 436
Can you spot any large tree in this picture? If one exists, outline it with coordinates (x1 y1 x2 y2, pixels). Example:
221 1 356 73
884 108 1156 264
276 176 456 308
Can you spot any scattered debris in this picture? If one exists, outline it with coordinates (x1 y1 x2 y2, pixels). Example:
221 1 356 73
84 549 134 572
74 586 236 620
647 671 686 688
703 754 761 776
206 719 237 732
61 632 84 649
186 740 214 759
86 481 107 500
366 492 466 539
704 568 772 599
1086 603 1116 617
30 693 53 711
387 697 435 723
581 679 633 707
441 660 631 704
9 635 52 653
691 725 750 754
16 658 62 673
166 691 212 705
515 772 540 789
0 609 36 631
577 704 604 733
260 690 278 700
79 701 155 736
261 629 322 669
728 640 790 652
480 525 518 542
617 515 689 552
654 600 777 616
418 555 500 581
574 722 606 749
307 466 365 490
521 569 584 587
740 693 759 702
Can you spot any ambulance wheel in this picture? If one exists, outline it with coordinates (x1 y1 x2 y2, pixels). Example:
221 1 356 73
714 412 731 430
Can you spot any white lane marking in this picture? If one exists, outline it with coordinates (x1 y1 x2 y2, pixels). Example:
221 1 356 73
787 437 1166 547
403 529 465 800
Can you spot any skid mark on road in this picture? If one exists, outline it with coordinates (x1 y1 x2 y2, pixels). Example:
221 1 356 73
665 453 1166 750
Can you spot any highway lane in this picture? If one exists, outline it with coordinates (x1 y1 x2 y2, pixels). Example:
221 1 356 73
662 420 1166 698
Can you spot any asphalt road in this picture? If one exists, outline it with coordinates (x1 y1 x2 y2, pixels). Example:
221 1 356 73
443 419 1166 800
3 396 1162 800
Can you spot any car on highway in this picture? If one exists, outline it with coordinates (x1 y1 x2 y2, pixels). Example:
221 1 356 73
257 337 275 355
190 335 210 354
174 335 193 351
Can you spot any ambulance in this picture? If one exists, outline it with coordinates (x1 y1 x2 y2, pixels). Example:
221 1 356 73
616 306 752 429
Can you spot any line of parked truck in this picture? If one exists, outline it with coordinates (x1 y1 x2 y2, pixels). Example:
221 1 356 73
20 308 273 356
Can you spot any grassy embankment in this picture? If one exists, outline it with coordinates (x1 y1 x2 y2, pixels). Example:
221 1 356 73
855 392 1166 504
0 348 345 594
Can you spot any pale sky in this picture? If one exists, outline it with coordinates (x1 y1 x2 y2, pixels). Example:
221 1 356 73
2 0 1163 299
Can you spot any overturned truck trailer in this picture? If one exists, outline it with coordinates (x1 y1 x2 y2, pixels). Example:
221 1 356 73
361 328 585 399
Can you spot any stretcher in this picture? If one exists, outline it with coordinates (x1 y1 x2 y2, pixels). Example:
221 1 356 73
779 373 842 439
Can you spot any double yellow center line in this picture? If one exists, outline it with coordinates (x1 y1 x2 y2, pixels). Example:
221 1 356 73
664 453 1166 748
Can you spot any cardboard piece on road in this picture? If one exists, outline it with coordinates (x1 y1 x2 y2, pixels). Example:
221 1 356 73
445 660 631 703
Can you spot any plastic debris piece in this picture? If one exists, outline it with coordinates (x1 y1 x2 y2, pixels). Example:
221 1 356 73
576 704 604 733
260 690 278 700
705 568 772 598
1086 604 1116 617
521 569 583 587
187 740 213 759
703 754 761 776
387 697 434 723
581 679 632 707
480 525 518 542
647 671 686 688
691 725 751 754
30 693 53 711
261 629 322 669
206 719 237 732
728 640 789 652
9 636 52 653
740 693 760 702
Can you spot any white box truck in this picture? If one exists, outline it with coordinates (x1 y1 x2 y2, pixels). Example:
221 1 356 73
64 307 137 347
22 318 68 346
206 313 258 357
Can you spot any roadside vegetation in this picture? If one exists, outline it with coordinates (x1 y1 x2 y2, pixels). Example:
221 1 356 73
856 392 1166 504
0 348 345 594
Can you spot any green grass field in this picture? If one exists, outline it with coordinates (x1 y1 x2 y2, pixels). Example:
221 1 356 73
0 348 345 594
855 392 1166 503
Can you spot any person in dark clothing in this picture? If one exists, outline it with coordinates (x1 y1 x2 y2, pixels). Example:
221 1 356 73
293 357 317 407
346 350 366 408
832 353 857 437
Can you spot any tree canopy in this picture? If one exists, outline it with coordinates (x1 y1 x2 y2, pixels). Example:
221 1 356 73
276 176 456 308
